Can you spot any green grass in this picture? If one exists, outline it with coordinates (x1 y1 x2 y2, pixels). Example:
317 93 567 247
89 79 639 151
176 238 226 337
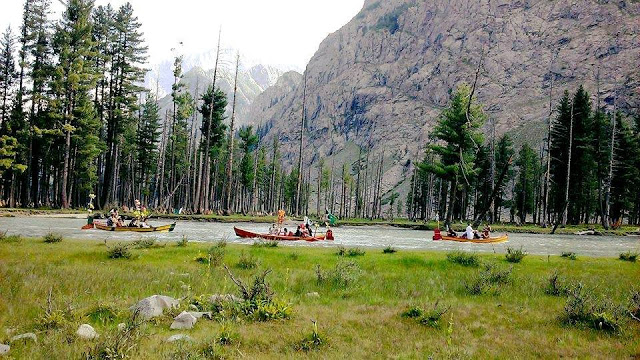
0 237 639 358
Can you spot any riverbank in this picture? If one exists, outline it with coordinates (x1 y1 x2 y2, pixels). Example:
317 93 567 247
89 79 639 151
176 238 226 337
1 208 639 236
0 235 639 358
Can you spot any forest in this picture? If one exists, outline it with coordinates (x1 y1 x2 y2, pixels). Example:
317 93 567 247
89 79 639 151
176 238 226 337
0 0 638 228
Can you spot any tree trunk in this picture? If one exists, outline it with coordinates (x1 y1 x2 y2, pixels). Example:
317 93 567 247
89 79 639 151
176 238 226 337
295 71 307 216
224 53 240 212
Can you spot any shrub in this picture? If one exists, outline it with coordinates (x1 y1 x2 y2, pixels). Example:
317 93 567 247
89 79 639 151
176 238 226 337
336 246 365 257
561 252 577 260
43 232 63 243
562 283 626 332
619 251 638 262
251 298 291 322
630 290 640 320
86 304 119 326
207 243 226 266
505 247 527 263
252 240 279 248
545 271 570 297
288 253 299 261
464 264 512 295
107 243 132 259
294 321 326 352
217 323 238 346
402 302 451 328
132 237 163 249
315 260 362 288
446 251 480 267
37 309 71 330
236 251 258 269
383 246 397 254
177 235 189 247
84 312 144 359
0 231 21 243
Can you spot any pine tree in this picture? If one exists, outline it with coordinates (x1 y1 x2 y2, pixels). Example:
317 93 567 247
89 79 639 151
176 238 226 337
493 134 514 221
0 27 16 129
610 114 637 222
136 95 161 202
514 144 540 224
549 91 572 222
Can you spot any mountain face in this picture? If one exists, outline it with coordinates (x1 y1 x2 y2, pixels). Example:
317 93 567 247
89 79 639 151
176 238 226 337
249 0 640 198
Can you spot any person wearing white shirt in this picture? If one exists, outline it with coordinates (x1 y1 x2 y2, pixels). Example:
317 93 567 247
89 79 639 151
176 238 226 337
465 224 474 240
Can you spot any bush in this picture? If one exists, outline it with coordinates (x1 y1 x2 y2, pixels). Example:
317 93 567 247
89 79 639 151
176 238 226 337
196 241 228 266
86 304 119 326
236 251 258 269
37 309 71 330
294 321 326 352
464 264 512 295
446 251 480 267
315 260 362 288
0 231 21 243
630 290 640 320
132 237 163 249
43 232 63 243
253 240 279 248
545 271 570 297
505 247 527 263
336 246 365 257
561 252 577 260
383 246 397 254
619 251 638 262
217 323 238 346
402 302 451 328
108 243 132 259
84 312 144 359
251 298 291 322
177 235 189 247
562 283 626 332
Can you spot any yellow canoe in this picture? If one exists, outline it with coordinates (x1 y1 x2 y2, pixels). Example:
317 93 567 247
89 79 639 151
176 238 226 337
93 223 176 233
437 235 509 244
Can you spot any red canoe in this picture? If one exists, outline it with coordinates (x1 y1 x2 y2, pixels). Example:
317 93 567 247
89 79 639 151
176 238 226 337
234 227 334 242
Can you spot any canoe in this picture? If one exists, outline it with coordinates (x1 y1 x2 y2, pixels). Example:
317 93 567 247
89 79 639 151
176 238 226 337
435 234 509 244
92 222 176 233
234 227 333 242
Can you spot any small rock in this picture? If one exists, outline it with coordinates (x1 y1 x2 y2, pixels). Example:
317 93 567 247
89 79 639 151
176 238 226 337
130 295 179 319
117 323 126 332
76 324 99 340
170 311 197 330
210 294 242 303
188 311 213 320
10 332 37 343
306 292 320 298
0 344 9 356
166 334 193 343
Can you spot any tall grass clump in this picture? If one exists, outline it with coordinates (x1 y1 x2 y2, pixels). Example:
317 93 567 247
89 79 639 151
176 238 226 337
464 263 512 295
84 312 144 359
315 260 361 288
545 271 570 297
252 240 279 248
177 235 189 247
619 251 638 262
43 232 63 243
382 246 397 254
402 301 451 328
195 240 227 265
561 252 577 260
562 283 627 332
0 230 21 243
505 247 527 263
132 237 163 249
236 251 259 269
630 289 640 321
446 251 480 267
107 243 132 259
336 245 365 257
294 320 326 352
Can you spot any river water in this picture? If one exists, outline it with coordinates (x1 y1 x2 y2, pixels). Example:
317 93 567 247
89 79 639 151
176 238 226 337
1 217 638 257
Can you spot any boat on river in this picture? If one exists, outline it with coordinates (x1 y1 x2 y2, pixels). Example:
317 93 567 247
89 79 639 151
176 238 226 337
234 227 334 242
86 221 176 232
435 234 509 244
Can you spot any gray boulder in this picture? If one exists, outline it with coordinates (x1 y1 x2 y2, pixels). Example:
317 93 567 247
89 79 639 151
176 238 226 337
166 334 194 343
10 332 37 343
170 311 197 330
0 344 9 356
130 295 179 319
76 324 99 340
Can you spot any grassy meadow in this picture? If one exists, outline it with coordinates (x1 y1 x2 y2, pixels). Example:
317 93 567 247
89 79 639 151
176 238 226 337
0 234 639 359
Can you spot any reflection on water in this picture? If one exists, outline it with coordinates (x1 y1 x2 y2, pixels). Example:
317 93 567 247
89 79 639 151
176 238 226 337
0 217 638 257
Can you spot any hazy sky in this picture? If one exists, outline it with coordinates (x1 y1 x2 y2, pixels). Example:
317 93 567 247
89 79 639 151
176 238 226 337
0 0 365 68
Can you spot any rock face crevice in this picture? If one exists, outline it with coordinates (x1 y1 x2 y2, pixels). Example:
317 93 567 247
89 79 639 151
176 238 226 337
249 0 639 197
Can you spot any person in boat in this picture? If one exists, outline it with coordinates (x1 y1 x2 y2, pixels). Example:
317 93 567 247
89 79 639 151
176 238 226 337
465 224 475 240
278 209 286 226
107 210 116 227
294 226 302 237
482 225 492 239
447 225 457 237
268 224 277 235
282 228 289 236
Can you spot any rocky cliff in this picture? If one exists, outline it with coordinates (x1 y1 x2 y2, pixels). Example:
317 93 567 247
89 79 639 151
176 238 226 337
249 0 640 200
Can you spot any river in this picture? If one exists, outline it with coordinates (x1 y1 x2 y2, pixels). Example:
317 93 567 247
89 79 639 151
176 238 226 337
0 217 638 257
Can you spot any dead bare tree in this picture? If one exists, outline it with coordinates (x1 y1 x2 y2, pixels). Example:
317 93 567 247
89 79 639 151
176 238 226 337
224 53 241 213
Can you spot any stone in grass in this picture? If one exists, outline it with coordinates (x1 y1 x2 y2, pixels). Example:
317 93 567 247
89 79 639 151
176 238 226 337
130 295 179 319
306 292 320 298
0 344 9 356
76 324 99 340
170 311 197 330
166 334 194 343
10 332 37 343
117 323 126 332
